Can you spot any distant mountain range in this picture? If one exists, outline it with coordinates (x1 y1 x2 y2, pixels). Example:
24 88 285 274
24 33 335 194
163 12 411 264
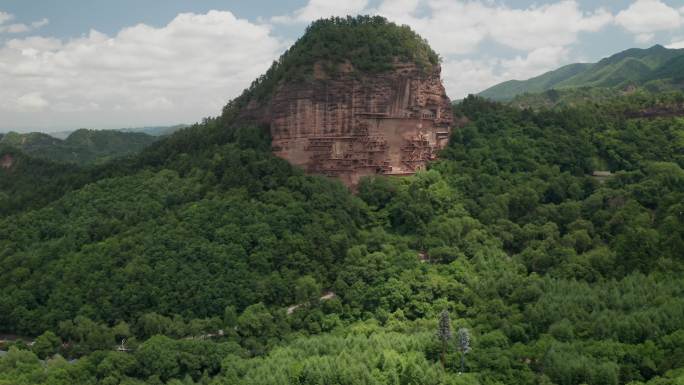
0 128 161 165
479 44 684 101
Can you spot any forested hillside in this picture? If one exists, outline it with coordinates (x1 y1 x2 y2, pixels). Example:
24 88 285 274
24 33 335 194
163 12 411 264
479 45 684 101
508 87 684 114
0 128 161 216
0 147 89 216
0 129 158 166
1 91 683 384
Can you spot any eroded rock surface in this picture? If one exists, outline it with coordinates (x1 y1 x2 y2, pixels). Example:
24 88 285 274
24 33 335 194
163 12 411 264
242 61 453 186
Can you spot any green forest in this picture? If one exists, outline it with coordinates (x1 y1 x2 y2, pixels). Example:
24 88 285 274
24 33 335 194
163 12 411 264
0 129 159 166
1 91 683 384
1 16 684 385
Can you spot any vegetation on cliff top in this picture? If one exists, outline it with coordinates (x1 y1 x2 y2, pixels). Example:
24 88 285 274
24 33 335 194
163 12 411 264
222 15 439 118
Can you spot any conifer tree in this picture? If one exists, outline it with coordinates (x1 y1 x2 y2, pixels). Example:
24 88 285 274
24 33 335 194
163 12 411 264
457 327 471 374
436 309 452 369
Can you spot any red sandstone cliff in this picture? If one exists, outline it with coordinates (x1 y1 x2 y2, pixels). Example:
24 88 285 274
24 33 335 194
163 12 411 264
241 60 453 186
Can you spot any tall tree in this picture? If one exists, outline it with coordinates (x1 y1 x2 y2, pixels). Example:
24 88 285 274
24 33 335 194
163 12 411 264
457 327 471 374
436 309 452 369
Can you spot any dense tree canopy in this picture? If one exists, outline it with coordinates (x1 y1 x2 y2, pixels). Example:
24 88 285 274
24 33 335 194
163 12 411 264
0 129 158 166
1 92 683 385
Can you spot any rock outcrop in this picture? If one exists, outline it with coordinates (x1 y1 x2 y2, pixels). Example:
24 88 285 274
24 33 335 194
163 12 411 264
242 61 453 186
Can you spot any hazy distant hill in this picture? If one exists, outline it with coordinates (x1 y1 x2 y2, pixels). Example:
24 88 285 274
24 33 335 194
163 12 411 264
116 124 187 136
0 128 158 165
48 124 187 140
479 44 684 101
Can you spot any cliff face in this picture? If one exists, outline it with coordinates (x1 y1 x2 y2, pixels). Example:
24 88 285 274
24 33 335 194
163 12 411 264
242 61 453 186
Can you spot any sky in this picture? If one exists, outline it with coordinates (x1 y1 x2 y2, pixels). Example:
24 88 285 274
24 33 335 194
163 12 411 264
1 0 683 132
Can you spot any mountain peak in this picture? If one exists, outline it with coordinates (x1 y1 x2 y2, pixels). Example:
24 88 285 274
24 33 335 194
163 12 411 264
223 16 452 186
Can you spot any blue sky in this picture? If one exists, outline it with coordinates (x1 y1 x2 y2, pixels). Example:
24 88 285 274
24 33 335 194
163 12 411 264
1 0 683 132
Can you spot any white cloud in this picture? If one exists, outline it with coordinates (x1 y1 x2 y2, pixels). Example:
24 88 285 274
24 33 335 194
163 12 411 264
357 0 613 55
485 2 613 51
2 23 30 33
272 0 368 24
376 0 420 16
16 92 49 110
0 11 49 34
0 10 284 130
615 0 682 41
0 11 13 25
442 59 503 99
636 33 655 43
500 46 570 81
31 18 49 29
667 38 684 48
442 46 570 98
275 0 612 55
